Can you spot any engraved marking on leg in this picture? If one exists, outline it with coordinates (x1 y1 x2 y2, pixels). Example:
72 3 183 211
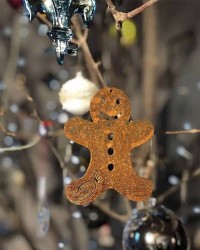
77 181 97 201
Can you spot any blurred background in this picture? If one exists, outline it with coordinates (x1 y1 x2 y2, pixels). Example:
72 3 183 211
0 0 200 249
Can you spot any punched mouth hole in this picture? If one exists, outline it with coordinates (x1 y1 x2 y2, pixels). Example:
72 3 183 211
108 164 114 171
116 99 120 104
99 112 121 120
108 133 114 140
108 148 114 155
114 113 122 119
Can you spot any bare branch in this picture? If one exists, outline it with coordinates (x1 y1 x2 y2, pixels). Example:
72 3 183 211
166 129 200 135
94 197 132 223
0 135 41 153
157 168 200 203
106 0 160 29
3 13 21 108
36 13 52 28
72 16 106 88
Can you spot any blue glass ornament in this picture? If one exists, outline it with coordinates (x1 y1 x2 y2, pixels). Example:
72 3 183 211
23 0 96 64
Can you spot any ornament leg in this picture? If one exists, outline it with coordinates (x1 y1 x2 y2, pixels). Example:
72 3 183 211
114 171 153 202
66 171 107 206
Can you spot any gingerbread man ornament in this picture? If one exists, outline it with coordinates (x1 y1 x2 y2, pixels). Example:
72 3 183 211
64 87 154 205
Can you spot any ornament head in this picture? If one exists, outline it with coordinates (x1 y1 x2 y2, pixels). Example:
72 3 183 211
90 87 131 123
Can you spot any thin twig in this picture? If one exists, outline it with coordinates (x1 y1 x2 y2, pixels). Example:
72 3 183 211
0 124 17 137
142 4 158 122
0 135 41 153
3 13 21 108
166 129 200 135
157 168 200 203
72 16 106 88
36 13 52 28
49 141 65 169
49 142 76 180
124 198 132 217
180 170 189 205
94 197 132 223
105 0 159 29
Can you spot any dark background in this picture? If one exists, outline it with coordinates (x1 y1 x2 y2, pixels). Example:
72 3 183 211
0 0 200 249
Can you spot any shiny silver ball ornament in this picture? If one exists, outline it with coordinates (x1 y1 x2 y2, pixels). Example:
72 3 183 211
122 205 189 250
23 0 96 64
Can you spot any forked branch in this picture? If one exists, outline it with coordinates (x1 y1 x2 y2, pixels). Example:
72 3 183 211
105 0 160 29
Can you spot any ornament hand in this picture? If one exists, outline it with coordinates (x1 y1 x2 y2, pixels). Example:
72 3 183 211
64 117 93 148
114 171 153 201
129 121 154 148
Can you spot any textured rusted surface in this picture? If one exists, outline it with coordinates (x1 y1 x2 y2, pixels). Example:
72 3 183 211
64 87 154 205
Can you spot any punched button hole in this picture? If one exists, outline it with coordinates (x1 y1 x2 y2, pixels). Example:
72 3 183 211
108 148 114 155
108 164 114 171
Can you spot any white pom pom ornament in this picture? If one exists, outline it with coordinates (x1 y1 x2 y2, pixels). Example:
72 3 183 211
59 72 98 115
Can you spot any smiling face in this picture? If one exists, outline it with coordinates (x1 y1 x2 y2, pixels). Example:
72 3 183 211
90 87 131 123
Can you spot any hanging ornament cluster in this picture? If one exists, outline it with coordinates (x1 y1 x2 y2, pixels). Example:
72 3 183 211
59 71 98 115
64 87 154 205
122 202 189 250
23 0 96 64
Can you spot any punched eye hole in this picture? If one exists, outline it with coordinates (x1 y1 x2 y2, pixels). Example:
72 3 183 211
109 89 113 93
108 148 114 155
108 164 114 171
108 133 114 140
116 99 120 104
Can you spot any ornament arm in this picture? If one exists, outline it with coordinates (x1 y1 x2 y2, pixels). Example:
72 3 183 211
64 117 93 147
129 120 154 148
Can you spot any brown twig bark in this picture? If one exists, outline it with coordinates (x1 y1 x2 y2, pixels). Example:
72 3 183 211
142 4 158 122
94 198 132 223
165 129 200 135
2 13 21 109
0 135 41 153
105 0 160 29
157 168 200 204
36 13 52 28
72 16 106 88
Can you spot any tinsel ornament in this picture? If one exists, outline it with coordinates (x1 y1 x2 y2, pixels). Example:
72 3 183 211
59 72 98 115
122 201 189 250
7 0 23 9
23 0 96 64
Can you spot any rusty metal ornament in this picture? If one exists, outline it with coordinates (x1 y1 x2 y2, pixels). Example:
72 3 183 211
64 87 154 206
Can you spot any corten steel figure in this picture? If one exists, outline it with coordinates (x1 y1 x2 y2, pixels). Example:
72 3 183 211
64 87 154 205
